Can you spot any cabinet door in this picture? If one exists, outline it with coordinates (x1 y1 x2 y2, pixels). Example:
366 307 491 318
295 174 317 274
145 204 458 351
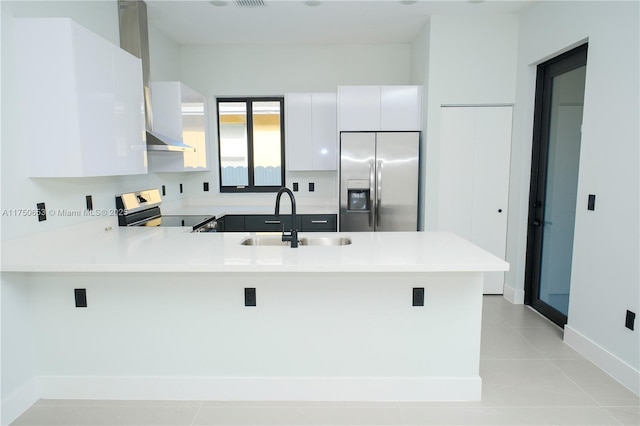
180 84 209 170
148 82 209 172
14 18 146 177
380 86 422 131
301 214 337 232
285 93 313 171
244 215 297 232
111 45 147 175
338 86 381 131
150 82 182 139
222 215 245 232
311 93 337 170
75 22 115 176
438 106 512 294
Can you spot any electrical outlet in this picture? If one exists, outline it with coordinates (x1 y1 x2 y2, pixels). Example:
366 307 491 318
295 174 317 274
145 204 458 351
86 195 93 211
309 182 315 192
180 183 183 194
162 185 166 196
626 310 635 330
37 202 46 222
412 288 425 306
588 194 596 210
74 288 87 308
244 288 256 307
293 182 299 192
204 182 209 192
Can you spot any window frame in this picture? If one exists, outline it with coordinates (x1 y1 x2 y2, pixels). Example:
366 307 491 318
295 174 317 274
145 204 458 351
216 96 286 193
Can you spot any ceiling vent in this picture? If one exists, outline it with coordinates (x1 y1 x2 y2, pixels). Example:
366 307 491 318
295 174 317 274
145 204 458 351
235 0 266 7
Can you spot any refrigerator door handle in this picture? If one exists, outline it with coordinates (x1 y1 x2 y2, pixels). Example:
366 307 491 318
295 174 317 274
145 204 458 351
376 160 383 227
369 161 375 228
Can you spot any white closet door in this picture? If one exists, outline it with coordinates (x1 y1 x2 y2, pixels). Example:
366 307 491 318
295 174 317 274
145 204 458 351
471 107 512 294
439 106 512 294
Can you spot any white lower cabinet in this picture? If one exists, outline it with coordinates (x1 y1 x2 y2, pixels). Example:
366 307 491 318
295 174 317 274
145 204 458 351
285 93 337 171
438 105 513 294
13 18 147 177
148 82 209 172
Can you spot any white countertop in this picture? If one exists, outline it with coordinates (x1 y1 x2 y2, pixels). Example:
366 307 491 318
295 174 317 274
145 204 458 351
0 219 509 273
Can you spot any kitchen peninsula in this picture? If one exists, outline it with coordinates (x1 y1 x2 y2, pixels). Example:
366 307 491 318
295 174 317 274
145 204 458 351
1 224 508 411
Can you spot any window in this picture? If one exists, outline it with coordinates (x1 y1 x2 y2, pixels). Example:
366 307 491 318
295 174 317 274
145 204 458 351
217 97 285 192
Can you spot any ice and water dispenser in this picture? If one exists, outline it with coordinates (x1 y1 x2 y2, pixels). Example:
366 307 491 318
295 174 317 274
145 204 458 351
347 179 371 212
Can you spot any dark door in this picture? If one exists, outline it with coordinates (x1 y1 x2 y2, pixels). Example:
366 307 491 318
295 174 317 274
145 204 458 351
525 44 588 327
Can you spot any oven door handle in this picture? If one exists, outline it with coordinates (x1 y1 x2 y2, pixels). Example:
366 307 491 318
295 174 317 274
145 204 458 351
128 215 162 227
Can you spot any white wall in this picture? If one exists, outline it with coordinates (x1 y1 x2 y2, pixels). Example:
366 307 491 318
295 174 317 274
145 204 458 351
508 0 639 393
420 14 519 234
178 43 412 209
410 21 430 230
0 0 189 241
148 22 181 82
0 1 186 421
180 44 410 96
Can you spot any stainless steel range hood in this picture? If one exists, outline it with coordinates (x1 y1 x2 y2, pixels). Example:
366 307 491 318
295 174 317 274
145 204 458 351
118 0 195 152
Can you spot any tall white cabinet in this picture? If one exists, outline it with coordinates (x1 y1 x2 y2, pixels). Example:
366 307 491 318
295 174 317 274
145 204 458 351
285 93 337 171
13 18 147 177
438 106 513 294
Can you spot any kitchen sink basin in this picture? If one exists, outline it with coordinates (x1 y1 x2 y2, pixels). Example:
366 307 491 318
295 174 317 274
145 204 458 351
239 235 351 246
239 236 289 246
299 236 352 246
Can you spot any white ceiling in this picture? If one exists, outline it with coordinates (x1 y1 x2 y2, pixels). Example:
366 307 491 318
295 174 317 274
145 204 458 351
145 0 535 45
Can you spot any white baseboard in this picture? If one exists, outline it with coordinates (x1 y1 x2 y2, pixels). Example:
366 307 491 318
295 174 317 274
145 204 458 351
1 377 39 426
564 325 640 396
37 376 482 402
503 283 525 304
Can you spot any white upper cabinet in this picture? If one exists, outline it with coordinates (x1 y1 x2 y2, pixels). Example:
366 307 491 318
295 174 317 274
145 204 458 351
285 92 337 171
380 86 423 131
338 85 422 131
337 86 381 131
13 18 147 177
148 82 209 172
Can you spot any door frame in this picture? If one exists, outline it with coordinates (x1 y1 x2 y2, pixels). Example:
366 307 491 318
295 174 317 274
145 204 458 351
524 43 588 327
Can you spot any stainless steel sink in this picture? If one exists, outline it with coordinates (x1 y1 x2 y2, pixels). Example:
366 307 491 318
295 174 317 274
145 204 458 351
239 236 290 246
239 235 351 246
299 236 352 246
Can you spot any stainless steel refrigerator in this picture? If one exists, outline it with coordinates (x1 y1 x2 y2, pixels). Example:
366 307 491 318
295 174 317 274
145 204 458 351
339 132 420 232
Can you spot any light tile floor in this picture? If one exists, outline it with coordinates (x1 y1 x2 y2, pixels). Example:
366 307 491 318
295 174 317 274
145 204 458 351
11 296 640 425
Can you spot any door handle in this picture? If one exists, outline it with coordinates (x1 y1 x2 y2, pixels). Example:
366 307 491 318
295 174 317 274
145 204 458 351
310 220 328 224
376 160 382 228
368 162 374 228
532 220 541 227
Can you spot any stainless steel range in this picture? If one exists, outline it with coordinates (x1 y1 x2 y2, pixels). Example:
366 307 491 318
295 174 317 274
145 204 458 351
115 189 218 232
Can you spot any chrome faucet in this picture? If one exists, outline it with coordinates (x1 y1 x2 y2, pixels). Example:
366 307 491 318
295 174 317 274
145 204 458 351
274 187 298 248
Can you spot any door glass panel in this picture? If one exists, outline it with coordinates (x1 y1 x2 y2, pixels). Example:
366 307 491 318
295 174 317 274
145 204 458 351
252 101 282 186
218 102 249 186
538 66 586 315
